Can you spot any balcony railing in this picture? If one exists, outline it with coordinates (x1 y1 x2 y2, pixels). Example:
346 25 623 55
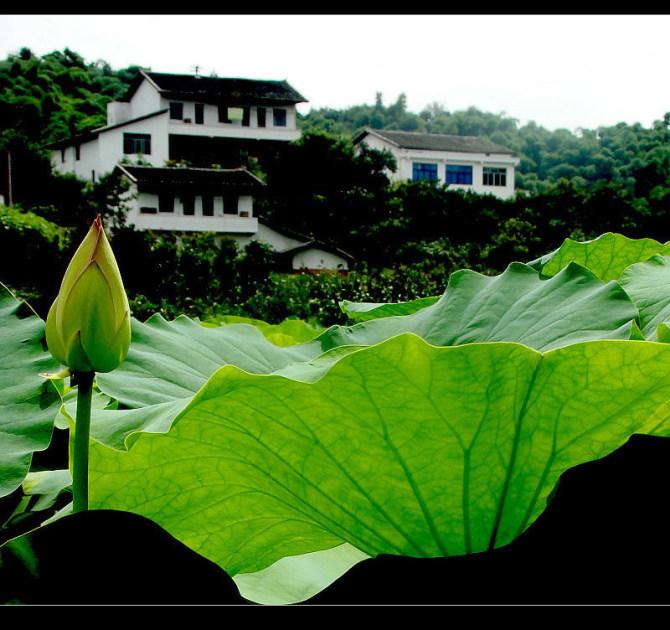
132 212 259 234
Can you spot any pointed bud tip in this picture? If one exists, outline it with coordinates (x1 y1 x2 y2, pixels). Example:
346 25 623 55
46 212 130 374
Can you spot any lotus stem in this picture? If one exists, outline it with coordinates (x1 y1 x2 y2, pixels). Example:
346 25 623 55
72 371 94 513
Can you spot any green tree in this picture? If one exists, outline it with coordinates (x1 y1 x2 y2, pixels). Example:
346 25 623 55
257 131 395 252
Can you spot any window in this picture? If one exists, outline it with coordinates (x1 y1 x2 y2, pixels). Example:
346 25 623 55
273 108 287 127
257 107 266 128
75 145 80 161
412 163 437 181
446 164 473 185
140 207 157 214
218 105 231 123
227 107 244 122
123 133 151 155
159 193 174 213
60 149 65 163
483 167 507 187
242 107 250 127
195 103 204 125
182 195 195 216
202 195 214 216
170 102 183 120
223 193 238 215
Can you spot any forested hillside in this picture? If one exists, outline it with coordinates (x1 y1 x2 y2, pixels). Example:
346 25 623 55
1 47 670 326
301 92 670 195
2 47 669 198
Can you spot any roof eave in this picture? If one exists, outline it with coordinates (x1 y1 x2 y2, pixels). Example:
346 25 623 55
43 108 169 150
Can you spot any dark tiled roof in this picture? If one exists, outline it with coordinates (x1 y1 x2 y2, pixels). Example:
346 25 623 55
116 165 264 190
353 127 517 156
121 70 307 106
256 215 355 261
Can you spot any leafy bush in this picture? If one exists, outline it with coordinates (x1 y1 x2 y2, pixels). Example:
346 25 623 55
0 205 67 314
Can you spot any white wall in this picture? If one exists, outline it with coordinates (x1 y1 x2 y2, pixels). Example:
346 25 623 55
234 223 349 270
51 112 170 181
107 101 130 126
359 134 519 200
121 183 348 271
124 186 258 233
163 98 301 142
100 113 170 173
130 211 259 233
50 137 100 181
234 221 304 251
51 76 301 181
292 248 349 271
106 80 161 124
129 78 163 119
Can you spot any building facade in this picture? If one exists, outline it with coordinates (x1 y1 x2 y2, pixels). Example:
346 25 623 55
49 70 306 181
352 128 520 200
115 164 261 235
46 70 352 271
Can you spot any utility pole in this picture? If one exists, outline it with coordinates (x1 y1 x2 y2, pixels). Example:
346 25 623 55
6 149 12 207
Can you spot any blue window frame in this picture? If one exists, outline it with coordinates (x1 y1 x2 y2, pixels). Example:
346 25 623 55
446 164 473 185
412 163 437 181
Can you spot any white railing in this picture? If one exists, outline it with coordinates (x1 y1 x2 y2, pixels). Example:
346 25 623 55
131 213 259 234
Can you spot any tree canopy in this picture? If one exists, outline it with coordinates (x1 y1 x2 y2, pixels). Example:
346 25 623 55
0 47 669 331
1 47 670 294
1 46 668 201
299 92 670 195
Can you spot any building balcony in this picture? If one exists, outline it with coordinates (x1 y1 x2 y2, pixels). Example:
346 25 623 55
131 212 259 234
168 119 301 142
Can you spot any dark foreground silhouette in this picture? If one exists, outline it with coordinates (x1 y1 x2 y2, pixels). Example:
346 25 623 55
2 434 669 605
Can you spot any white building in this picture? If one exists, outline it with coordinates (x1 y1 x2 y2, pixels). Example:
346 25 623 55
47 70 352 271
114 163 262 237
352 128 520 200
115 163 353 272
49 70 306 181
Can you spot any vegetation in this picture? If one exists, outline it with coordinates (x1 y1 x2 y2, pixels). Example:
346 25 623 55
301 92 670 195
4 233 670 603
0 46 669 329
2 47 670 605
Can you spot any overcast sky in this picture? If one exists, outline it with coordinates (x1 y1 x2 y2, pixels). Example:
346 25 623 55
2 13 670 132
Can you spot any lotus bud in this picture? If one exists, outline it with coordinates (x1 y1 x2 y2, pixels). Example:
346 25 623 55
46 216 131 374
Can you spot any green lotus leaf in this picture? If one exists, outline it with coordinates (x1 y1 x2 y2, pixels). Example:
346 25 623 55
658 323 670 343
255 319 324 347
232 543 370 605
201 315 324 346
199 314 272 330
87 334 670 604
317 261 638 353
535 232 670 282
0 285 62 498
96 314 322 409
21 469 72 512
85 314 320 450
618 255 670 341
88 260 639 452
340 296 440 322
